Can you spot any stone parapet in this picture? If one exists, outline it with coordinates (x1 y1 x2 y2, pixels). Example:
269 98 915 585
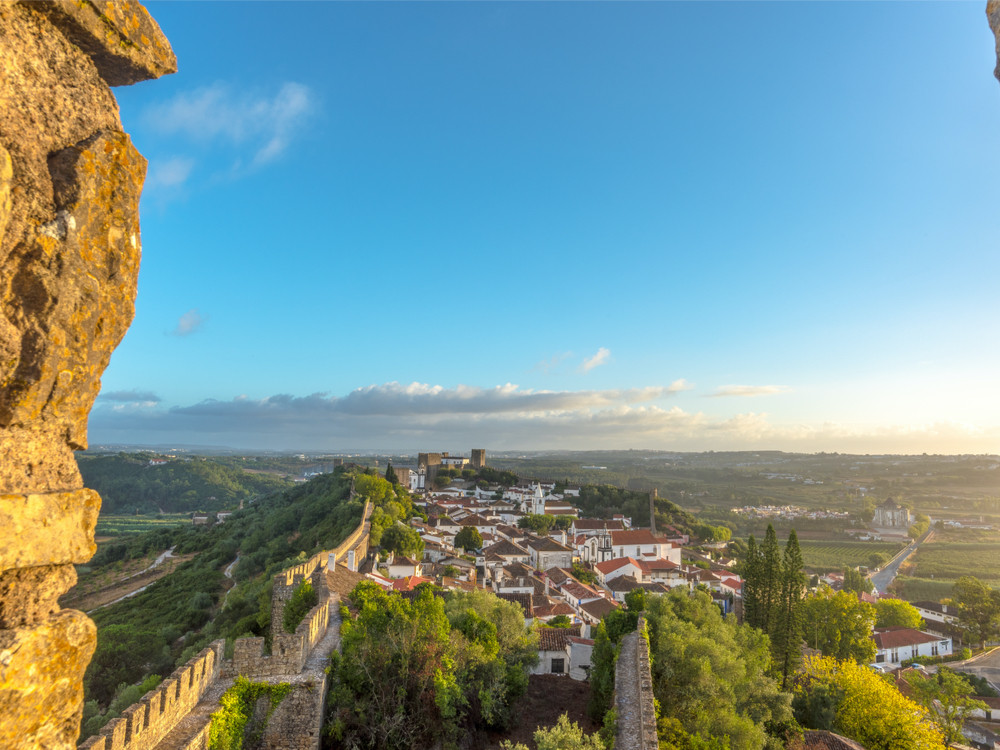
78 641 223 750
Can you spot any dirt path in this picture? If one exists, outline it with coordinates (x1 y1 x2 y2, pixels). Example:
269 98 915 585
62 550 194 612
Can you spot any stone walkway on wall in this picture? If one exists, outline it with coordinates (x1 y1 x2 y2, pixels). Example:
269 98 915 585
147 590 343 750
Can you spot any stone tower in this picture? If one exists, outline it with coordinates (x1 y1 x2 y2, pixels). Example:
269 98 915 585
0 3 175 747
470 448 486 469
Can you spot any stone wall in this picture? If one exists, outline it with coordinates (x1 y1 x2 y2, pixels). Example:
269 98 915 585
989 1 1000 83
78 641 224 750
235 558 334 679
614 618 657 750
260 675 329 750
0 3 174 747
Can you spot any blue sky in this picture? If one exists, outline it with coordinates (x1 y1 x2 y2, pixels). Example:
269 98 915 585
89 1 1000 453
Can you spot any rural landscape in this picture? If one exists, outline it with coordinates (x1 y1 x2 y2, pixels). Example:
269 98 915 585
62 447 1000 749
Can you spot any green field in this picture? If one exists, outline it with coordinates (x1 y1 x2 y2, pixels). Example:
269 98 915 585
891 576 956 602
908 542 1000 586
798 540 904 573
95 514 190 537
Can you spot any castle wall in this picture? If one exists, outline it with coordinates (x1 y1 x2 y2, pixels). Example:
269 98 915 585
261 675 329 750
0 3 174 747
614 618 657 750
78 641 224 750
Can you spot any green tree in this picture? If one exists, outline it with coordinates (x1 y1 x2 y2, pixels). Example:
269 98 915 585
795 655 944 750
455 526 484 552
953 575 1000 648
587 621 616 722
800 588 877 663
646 588 793 749
771 529 806 689
380 523 424 558
327 582 463 748
385 462 398 484
875 599 924 629
842 566 873 595
759 525 782 633
282 578 318 634
904 667 987 746
518 514 556 535
741 534 762 629
501 714 604 750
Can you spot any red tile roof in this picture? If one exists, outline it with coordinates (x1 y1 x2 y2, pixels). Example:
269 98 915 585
872 627 944 650
611 529 665 546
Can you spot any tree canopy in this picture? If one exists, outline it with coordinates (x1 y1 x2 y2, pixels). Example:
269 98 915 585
800 588 877 664
794 655 945 750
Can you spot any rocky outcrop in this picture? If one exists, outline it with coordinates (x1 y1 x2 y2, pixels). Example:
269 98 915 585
0 2 174 748
989 1 1000 83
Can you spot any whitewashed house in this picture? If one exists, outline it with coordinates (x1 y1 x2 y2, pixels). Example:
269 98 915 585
872 627 952 667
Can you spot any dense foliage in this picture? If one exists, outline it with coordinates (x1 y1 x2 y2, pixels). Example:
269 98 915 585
282 579 319 634
794 656 944 750
209 676 293 750
78 453 292 514
323 582 537 749
501 714 604 750
741 526 806 687
646 589 794 749
799 588 876 664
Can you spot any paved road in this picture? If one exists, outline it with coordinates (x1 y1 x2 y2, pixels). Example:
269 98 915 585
945 647 1000 693
869 534 928 594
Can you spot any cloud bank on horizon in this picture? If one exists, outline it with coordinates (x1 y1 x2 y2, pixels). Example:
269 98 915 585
87 381 999 455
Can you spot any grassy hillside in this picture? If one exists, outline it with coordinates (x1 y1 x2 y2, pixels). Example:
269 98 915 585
77 468 369 738
77 452 293 514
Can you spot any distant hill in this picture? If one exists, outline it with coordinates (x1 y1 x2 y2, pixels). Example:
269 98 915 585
77 453 293 514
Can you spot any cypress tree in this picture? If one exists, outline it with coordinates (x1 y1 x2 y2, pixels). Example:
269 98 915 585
742 535 762 628
771 529 806 689
385 461 398 484
759 524 781 633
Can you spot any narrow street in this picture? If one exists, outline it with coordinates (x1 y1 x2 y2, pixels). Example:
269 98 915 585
869 531 934 595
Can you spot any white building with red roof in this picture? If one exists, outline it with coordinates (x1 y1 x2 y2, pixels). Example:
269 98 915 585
872 627 952 667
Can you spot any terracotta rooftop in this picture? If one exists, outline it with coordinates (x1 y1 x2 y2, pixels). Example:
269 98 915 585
872 627 944 650
538 626 581 651
611 529 665 546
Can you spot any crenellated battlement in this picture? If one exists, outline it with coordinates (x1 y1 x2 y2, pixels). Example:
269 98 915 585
79 641 224 750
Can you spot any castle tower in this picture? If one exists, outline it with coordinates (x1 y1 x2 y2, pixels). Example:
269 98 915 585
471 448 486 469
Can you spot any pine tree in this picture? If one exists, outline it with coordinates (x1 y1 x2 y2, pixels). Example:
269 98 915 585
759 524 781 633
771 529 806 689
742 535 762 628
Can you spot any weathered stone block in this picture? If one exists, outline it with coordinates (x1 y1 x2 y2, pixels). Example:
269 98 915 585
0 489 100 573
989 1 1000 83
24 0 177 86
1 129 145 450
0 610 96 750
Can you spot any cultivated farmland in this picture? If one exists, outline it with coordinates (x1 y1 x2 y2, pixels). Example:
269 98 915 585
798 540 904 573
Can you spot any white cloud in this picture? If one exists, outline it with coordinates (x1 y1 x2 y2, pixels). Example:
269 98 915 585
145 156 194 191
708 384 790 398
98 389 161 405
172 309 205 337
580 347 611 373
143 82 314 169
533 351 573 374
86 381 1000 454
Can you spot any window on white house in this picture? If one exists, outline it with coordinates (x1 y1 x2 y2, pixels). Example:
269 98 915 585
932 643 939 656
891 649 899 662
551 658 565 674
